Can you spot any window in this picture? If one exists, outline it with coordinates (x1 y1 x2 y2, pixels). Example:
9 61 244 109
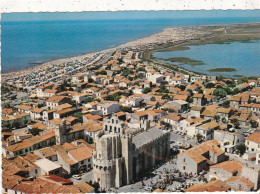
81 161 84 165
35 169 38 173
183 158 186 162
183 166 186 170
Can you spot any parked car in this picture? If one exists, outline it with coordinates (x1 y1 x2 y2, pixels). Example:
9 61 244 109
72 175 81 180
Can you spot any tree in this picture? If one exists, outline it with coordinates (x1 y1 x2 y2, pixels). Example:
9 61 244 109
196 133 203 142
120 106 133 113
222 100 230 108
221 118 227 124
12 121 20 129
85 97 95 103
218 75 225 81
213 88 227 98
73 112 83 122
238 77 248 84
29 128 40 136
88 78 94 83
3 122 11 129
236 144 247 156
23 119 28 125
214 115 220 122
205 82 215 88
87 180 100 193
232 88 240 95
232 118 240 128
224 87 232 95
143 87 151 94
122 69 133 77
250 120 258 128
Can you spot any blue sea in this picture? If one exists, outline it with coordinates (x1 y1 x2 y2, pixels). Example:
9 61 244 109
1 17 260 74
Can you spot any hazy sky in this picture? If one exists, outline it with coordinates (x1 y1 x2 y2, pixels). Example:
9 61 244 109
2 10 260 21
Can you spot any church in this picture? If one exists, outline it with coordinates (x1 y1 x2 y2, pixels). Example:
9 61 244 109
93 115 170 191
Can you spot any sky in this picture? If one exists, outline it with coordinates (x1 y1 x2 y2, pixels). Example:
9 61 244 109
2 10 260 21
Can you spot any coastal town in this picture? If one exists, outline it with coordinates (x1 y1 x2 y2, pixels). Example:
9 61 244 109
1 23 260 193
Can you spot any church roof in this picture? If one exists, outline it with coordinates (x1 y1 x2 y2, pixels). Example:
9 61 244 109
132 127 167 148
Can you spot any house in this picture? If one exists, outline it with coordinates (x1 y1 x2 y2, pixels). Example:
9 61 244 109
3 132 56 158
195 121 219 141
68 145 93 172
124 98 141 107
46 96 71 109
226 176 254 191
132 111 148 121
163 100 189 113
71 74 84 83
34 158 63 177
214 130 245 153
217 107 233 121
36 82 54 98
34 147 58 161
245 132 260 152
17 105 32 113
146 73 164 84
230 96 241 109
2 112 31 130
185 180 231 192
190 106 205 118
209 161 244 181
190 76 202 83
96 102 120 116
9 176 94 193
177 140 226 174
30 107 44 121
162 113 183 131
171 77 185 85
193 94 207 107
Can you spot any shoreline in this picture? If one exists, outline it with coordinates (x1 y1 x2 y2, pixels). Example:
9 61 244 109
2 22 260 80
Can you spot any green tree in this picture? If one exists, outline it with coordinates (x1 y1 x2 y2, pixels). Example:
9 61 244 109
250 120 258 128
232 88 240 95
115 96 121 102
222 100 230 108
120 106 133 113
224 87 232 95
213 88 227 98
73 112 84 122
29 128 40 136
23 119 28 125
232 118 240 128
205 82 215 88
196 133 203 142
122 69 133 77
3 122 11 129
87 181 100 193
218 75 225 81
236 144 247 156
143 87 151 94
85 97 95 103
214 115 220 122
12 121 20 128
238 77 248 84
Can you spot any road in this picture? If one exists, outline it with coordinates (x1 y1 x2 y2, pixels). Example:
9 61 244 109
70 170 94 185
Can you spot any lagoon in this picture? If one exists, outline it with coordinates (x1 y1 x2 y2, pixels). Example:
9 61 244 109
153 40 260 77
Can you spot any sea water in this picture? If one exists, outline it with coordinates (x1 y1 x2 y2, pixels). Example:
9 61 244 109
1 17 260 73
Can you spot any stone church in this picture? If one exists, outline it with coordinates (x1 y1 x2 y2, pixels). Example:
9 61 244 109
93 115 170 191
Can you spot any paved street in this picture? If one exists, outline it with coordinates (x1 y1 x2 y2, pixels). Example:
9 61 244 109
117 159 207 193
70 170 94 184
170 131 197 147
